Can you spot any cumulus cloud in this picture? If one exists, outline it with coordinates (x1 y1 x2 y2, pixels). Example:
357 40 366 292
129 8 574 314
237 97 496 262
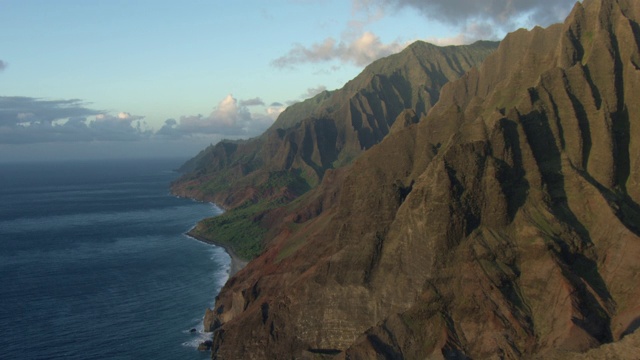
0 60 6 71
89 112 149 141
0 96 149 144
157 94 276 139
272 31 407 68
266 102 287 120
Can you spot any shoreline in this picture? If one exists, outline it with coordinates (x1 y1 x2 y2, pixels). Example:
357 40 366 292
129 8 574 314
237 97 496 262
174 194 248 277
186 230 249 277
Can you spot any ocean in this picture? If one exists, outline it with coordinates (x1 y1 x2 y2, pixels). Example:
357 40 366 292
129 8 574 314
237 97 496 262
0 158 227 359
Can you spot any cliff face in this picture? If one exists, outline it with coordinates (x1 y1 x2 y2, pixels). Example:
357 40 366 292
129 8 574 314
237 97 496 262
206 0 640 358
171 41 498 209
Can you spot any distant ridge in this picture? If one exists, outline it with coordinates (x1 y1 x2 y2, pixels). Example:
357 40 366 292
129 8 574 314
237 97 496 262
172 40 498 206
203 0 640 358
171 40 497 259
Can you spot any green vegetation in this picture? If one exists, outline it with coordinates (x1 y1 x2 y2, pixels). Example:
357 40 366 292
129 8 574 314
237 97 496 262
299 169 320 188
192 200 273 260
192 170 313 260
200 170 235 197
257 170 311 196
177 40 500 264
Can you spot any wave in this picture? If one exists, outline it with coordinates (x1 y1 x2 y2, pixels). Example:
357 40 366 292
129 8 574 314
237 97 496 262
181 315 214 349
210 246 231 296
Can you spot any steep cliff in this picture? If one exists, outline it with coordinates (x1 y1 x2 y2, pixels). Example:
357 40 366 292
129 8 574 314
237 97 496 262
206 0 640 358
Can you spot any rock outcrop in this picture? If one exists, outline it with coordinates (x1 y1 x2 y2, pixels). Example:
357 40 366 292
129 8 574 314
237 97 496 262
201 0 640 358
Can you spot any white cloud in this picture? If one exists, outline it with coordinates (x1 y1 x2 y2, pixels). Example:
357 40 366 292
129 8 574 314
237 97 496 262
116 112 144 121
157 94 277 138
272 31 408 68
266 102 287 120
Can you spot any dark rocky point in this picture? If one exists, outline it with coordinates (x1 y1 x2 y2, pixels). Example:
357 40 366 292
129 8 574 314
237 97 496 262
197 340 213 351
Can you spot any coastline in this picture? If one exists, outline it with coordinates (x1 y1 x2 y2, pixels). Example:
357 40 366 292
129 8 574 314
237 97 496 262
173 193 248 277
186 230 249 277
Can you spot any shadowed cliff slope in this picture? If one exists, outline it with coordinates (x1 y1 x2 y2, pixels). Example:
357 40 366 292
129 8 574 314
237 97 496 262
205 0 640 358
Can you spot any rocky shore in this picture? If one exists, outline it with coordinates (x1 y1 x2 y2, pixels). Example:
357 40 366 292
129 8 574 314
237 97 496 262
186 224 250 353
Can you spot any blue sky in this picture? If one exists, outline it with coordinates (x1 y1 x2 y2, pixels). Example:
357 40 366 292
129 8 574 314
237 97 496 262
0 0 576 162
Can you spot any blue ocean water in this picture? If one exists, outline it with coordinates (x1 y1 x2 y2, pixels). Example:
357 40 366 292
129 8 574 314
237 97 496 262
0 158 227 359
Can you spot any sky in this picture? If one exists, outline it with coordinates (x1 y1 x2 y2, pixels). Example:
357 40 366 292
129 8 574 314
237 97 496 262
0 0 577 162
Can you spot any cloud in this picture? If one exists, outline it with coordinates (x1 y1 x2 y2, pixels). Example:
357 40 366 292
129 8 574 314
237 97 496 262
1 95 279 145
89 112 149 141
157 94 276 139
0 97 101 126
0 60 6 71
116 112 145 121
0 96 149 144
272 31 407 68
302 85 327 99
239 97 266 107
363 0 576 33
266 102 287 119
425 21 500 45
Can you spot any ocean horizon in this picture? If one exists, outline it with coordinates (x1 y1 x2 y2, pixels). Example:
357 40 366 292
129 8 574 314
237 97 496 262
0 158 227 359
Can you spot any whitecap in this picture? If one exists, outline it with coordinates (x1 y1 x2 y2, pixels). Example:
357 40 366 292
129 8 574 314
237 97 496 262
181 321 213 349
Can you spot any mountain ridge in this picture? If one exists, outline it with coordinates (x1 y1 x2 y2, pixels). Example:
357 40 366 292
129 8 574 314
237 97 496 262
171 40 498 259
203 0 640 358
175 40 498 197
